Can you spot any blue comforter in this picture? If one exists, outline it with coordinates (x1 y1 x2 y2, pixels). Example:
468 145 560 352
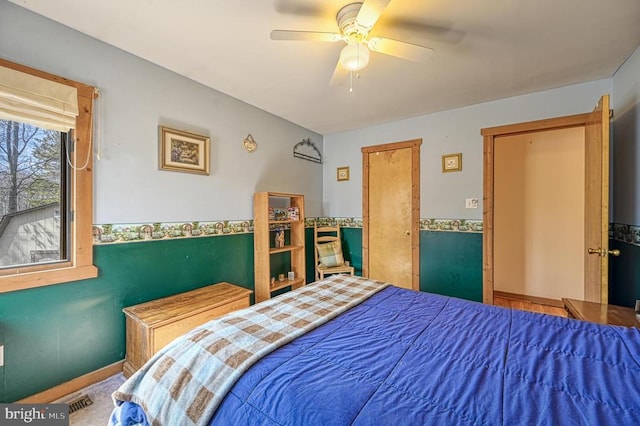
115 286 640 425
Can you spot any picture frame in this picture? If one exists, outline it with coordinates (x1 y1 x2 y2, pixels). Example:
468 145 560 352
442 153 462 173
337 166 350 181
159 126 210 175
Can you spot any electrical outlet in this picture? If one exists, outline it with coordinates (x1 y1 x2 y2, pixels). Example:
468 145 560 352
0 345 4 367
465 198 478 209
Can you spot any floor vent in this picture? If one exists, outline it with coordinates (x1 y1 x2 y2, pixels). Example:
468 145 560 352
68 394 93 414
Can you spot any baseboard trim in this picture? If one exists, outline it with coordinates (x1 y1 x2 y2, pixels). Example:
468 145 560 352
18 360 124 403
494 290 564 308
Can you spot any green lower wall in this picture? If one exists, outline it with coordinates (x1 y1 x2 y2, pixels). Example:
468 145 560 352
1 234 256 402
341 228 483 301
609 239 640 308
0 228 481 402
341 228 363 275
420 231 483 301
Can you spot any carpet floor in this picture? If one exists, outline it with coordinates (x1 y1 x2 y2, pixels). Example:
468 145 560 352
54 373 125 426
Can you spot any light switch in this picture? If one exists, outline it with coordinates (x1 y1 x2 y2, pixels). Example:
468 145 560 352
465 198 478 209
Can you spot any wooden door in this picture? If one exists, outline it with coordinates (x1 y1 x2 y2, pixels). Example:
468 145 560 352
362 139 421 290
482 95 611 304
584 95 612 303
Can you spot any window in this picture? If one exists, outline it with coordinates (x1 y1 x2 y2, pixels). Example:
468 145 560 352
0 58 97 292
0 122 68 267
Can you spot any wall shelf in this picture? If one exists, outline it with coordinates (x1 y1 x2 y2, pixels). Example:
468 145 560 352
271 277 305 292
269 245 304 255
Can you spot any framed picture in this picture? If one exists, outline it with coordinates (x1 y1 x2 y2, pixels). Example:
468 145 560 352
159 126 210 175
442 153 462 173
337 166 350 181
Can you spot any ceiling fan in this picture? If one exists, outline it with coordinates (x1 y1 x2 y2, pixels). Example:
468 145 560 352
270 0 434 87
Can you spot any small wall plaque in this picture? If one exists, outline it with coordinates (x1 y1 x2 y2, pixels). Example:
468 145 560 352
442 153 462 173
337 166 350 181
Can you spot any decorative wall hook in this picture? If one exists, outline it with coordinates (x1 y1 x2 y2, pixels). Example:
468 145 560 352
293 138 322 164
243 134 257 152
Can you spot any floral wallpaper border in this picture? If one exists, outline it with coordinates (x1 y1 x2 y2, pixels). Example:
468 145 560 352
611 223 640 246
92 220 640 246
315 217 484 233
92 217 485 245
92 221 254 244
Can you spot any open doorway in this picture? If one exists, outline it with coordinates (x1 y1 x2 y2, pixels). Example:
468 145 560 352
482 95 612 305
493 127 585 302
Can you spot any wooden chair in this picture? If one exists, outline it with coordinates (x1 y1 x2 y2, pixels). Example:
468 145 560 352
314 222 355 280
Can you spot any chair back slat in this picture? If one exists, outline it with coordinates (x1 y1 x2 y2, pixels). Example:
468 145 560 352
317 236 338 242
316 225 341 234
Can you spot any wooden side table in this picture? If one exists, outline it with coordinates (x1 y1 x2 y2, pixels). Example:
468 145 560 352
123 282 253 377
562 298 640 328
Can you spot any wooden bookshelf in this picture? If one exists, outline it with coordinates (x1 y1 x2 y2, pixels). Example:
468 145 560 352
253 192 306 302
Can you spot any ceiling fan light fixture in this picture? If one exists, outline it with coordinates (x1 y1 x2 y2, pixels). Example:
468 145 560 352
339 43 370 71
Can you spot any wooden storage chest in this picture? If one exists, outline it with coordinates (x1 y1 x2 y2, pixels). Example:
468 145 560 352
122 282 252 377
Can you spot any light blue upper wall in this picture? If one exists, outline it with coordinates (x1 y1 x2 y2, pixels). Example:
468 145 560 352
613 45 640 118
2 1 636 226
323 79 612 219
0 2 324 223
612 45 640 226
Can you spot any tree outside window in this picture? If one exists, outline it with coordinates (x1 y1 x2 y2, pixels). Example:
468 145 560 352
0 119 67 267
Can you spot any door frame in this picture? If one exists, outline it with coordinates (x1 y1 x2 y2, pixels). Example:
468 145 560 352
481 113 591 304
362 139 421 290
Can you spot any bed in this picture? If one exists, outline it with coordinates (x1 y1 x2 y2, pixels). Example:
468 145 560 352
110 274 640 425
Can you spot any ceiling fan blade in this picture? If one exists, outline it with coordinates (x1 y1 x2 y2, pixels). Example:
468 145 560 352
274 0 325 17
270 30 341 42
379 18 466 44
356 0 391 29
329 61 348 86
368 37 434 62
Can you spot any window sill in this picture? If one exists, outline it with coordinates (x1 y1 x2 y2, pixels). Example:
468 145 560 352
0 265 98 294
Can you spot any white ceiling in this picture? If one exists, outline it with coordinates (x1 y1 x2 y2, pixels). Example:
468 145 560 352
9 0 640 135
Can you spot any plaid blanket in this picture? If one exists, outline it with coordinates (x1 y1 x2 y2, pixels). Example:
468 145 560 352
112 275 388 426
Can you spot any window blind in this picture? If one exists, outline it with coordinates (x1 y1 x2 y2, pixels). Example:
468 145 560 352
0 65 78 132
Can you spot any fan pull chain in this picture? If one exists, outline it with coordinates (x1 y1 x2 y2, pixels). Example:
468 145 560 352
349 71 362 94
